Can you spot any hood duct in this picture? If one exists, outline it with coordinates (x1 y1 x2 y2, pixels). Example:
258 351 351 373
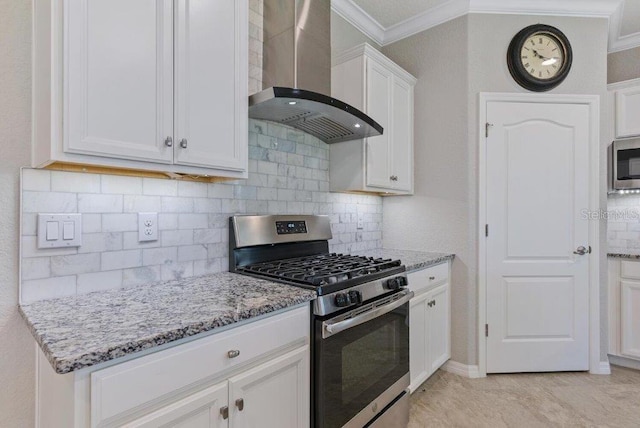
248 0 383 144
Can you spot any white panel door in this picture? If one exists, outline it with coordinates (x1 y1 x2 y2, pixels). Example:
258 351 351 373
365 59 392 189
427 283 450 373
409 291 429 391
390 77 413 192
174 0 247 171
228 346 309 428
65 0 174 163
486 101 590 373
621 280 640 358
123 382 228 428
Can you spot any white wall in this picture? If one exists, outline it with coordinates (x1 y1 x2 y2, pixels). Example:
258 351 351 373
0 0 35 426
382 14 610 365
608 45 640 84
331 10 381 57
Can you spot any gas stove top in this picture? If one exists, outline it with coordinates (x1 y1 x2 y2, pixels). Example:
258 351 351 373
238 253 403 291
229 215 408 315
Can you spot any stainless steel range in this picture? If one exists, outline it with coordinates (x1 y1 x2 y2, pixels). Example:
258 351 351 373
229 215 412 428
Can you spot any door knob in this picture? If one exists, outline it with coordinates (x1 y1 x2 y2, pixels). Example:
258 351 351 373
235 398 244 411
164 136 173 147
573 246 591 255
179 138 188 148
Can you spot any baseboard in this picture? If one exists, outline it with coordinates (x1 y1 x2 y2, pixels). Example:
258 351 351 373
609 354 640 371
441 360 482 378
590 360 611 375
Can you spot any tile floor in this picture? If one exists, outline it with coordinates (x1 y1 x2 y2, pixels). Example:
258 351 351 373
409 365 640 427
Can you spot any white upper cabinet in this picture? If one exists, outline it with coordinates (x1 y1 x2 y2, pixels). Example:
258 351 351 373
331 43 416 195
33 0 248 178
611 78 640 139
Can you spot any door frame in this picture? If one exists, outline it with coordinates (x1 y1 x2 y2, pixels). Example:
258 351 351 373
478 92 605 376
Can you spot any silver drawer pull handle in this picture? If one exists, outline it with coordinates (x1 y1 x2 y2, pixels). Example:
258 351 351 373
179 138 188 148
429 276 435 280
228 350 240 358
220 406 229 420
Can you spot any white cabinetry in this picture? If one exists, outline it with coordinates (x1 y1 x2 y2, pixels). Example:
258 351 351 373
610 258 640 363
408 262 451 392
36 306 310 428
610 78 640 139
331 43 416 195
33 0 247 178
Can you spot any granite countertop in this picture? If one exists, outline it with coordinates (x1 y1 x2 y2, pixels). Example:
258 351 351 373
19 272 316 374
354 249 455 272
608 253 640 259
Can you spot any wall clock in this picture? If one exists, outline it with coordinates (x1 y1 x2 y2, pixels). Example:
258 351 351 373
507 24 572 92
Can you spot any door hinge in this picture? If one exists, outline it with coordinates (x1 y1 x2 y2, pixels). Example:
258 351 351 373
485 324 489 337
485 224 489 237
485 122 493 138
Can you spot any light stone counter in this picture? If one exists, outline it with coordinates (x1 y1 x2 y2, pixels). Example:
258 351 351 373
354 249 454 272
19 272 316 374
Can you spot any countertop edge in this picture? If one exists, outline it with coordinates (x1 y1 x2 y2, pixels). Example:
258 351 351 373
608 253 640 259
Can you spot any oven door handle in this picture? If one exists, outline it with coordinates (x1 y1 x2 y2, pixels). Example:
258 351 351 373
322 290 414 339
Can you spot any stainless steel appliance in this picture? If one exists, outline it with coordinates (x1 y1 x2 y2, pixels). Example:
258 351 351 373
612 138 640 190
229 215 412 428
249 0 383 144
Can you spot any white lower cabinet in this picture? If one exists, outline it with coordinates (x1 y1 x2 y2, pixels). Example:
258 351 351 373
608 258 640 363
35 306 310 428
408 262 451 392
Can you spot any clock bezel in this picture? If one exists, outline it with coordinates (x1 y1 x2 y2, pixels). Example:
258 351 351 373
507 24 572 92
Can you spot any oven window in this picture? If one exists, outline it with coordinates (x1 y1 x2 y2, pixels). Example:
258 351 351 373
617 148 640 179
341 322 400 404
315 304 409 428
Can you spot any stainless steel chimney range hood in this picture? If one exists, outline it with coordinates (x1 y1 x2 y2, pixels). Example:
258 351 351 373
248 0 383 144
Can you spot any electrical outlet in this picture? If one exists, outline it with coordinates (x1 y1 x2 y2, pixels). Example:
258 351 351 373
138 212 158 242
357 213 364 230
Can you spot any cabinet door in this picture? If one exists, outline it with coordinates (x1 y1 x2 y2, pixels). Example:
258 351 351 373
390 77 413 192
409 292 430 392
365 59 392 189
65 0 174 163
621 280 640 358
427 283 451 374
616 86 640 138
228 346 309 428
174 0 247 171
123 382 228 428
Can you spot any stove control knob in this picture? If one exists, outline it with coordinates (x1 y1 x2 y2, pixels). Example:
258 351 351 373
334 293 351 307
348 290 362 305
397 276 408 287
386 277 402 290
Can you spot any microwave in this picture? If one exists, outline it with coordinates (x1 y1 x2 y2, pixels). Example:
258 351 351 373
612 138 640 191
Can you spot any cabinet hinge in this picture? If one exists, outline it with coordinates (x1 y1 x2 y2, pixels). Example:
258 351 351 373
485 224 489 237
485 324 489 337
485 122 493 138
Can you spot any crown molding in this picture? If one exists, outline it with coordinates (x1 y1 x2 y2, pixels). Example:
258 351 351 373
333 0 633 53
608 1 640 53
331 0 385 46
384 0 469 46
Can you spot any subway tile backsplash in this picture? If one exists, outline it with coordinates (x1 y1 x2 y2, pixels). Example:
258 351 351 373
20 120 383 303
607 194 640 254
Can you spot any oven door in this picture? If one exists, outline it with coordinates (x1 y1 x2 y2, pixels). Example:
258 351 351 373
314 290 412 428
614 138 640 189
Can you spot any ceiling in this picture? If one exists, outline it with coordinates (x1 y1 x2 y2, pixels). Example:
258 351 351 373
332 0 640 53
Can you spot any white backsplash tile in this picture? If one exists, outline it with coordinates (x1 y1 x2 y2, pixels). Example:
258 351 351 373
20 121 383 303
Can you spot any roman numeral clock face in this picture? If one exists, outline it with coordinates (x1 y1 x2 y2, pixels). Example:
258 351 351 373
507 24 572 92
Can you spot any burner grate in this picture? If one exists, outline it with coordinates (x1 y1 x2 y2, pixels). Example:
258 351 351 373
239 253 402 287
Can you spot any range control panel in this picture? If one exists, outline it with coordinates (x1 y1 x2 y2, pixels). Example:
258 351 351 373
276 220 308 235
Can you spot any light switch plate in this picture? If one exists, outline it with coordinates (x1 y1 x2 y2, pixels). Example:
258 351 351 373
138 212 158 242
37 214 82 249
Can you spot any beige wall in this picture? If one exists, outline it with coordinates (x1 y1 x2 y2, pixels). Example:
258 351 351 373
381 17 474 364
331 11 381 57
608 46 640 84
0 0 35 426
382 14 610 366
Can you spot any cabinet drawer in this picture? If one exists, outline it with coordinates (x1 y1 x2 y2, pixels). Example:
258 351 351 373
621 260 640 280
408 262 449 294
91 306 309 426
